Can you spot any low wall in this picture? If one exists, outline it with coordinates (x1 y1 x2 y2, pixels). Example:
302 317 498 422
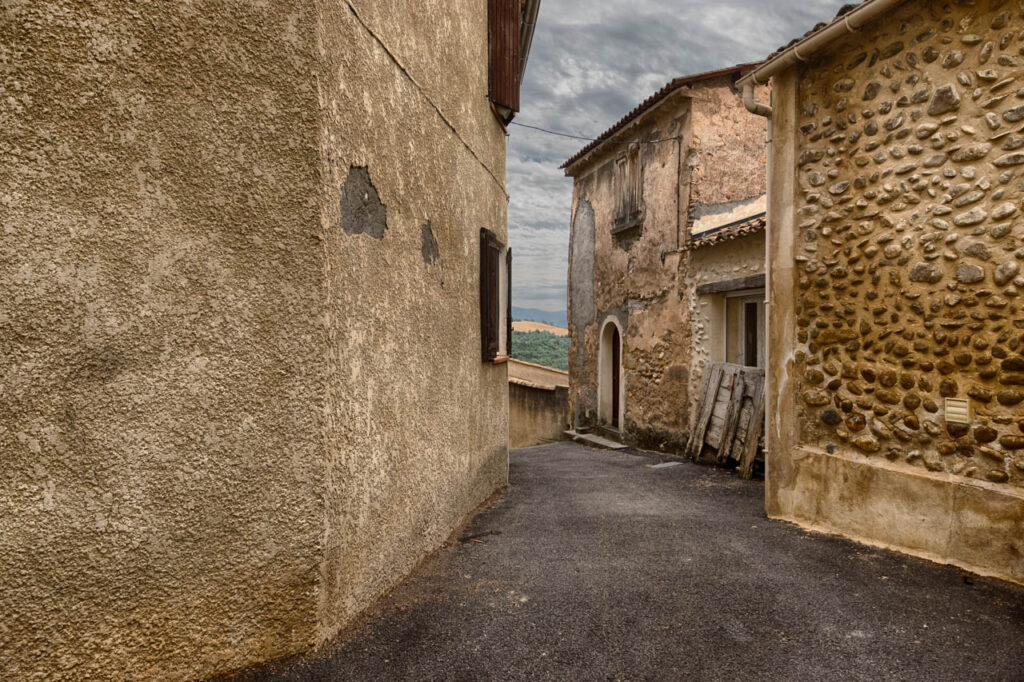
772 447 1024 585
510 382 569 449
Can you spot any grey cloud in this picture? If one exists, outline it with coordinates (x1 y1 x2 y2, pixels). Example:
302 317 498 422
509 0 852 313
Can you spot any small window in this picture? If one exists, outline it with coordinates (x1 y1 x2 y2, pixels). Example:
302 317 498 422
726 292 765 368
614 144 642 230
480 228 511 362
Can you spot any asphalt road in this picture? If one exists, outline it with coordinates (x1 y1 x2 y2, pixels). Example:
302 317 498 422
227 442 1024 681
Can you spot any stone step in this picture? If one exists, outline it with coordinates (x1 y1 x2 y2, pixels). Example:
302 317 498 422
596 425 622 442
564 430 628 451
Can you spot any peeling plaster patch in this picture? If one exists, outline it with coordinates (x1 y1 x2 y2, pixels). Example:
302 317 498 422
420 221 440 265
340 166 386 238
570 198 596 346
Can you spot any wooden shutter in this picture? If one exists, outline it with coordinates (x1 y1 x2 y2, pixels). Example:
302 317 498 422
489 0 521 112
627 146 641 218
480 228 501 361
506 248 513 356
614 157 626 220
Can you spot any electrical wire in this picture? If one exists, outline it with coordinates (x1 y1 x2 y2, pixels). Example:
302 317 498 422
509 121 680 145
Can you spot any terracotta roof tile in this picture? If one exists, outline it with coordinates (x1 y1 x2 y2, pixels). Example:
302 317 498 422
689 212 766 250
762 1 870 64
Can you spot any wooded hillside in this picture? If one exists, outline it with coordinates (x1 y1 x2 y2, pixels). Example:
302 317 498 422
512 330 569 371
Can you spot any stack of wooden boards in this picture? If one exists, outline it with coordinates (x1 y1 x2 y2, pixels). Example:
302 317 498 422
686 363 765 479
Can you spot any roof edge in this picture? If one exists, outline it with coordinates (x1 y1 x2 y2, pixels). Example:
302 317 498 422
520 0 542 81
737 0 910 89
561 62 760 172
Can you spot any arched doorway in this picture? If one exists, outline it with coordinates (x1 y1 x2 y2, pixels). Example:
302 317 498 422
599 319 623 429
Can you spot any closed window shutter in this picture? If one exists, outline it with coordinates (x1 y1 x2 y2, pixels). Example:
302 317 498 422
615 158 626 220
488 0 521 112
481 229 501 361
629 146 641 217
506 247 513 356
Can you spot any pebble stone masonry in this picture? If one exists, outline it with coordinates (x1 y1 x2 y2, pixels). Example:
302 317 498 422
794 1 1024 489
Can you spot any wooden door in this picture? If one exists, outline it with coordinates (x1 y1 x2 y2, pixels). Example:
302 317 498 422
611 327 620 428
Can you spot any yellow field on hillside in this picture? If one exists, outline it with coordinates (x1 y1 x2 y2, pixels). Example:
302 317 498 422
513 320 569 336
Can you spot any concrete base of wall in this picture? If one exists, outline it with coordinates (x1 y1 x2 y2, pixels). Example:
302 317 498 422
770 447 1024 587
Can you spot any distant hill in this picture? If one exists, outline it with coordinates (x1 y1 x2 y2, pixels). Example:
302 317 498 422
512 330 569 371
513 320 568 337
512 307 567 328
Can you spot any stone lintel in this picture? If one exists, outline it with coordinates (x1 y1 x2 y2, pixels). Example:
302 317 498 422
696 273 767 296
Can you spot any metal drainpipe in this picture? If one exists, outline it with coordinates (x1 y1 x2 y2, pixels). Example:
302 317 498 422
744 82 774 461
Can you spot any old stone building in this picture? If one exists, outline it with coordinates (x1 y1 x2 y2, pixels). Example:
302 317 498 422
563 66 769 452
740 0 1024 584
1 0 538 678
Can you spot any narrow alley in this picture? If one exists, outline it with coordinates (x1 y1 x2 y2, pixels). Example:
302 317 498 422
229 443 1024 681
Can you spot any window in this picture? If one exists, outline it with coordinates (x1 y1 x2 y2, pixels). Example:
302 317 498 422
725 291 765 368
480 228 511 362
488 0 521 118
614 144 642 230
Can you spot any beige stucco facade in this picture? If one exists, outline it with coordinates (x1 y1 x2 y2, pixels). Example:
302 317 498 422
1 1 511 678
565 73 767 452
765 0 1024 585
509 359 569 448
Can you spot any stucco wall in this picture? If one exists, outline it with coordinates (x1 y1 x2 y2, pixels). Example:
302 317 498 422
1 1 509 678
1 2 325 679
314 0 509 642
688 80 769 216
510 383 569 448
767 0 1024 584
509 359 569 449
566 77 766 453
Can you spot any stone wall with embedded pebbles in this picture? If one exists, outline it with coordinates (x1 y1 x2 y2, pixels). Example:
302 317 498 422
793 1 1024 488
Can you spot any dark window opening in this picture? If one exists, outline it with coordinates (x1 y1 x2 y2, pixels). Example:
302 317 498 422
743 301 758 368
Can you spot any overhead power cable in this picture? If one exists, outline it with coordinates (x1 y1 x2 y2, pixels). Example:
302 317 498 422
509 121 680 145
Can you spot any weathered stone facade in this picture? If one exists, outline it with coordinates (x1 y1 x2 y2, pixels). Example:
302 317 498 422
565 70 767 452
1 1 523 678
793 1 1024 487
760 0 1024 585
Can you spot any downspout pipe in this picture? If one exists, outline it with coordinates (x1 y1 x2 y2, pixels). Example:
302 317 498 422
520 0 542 83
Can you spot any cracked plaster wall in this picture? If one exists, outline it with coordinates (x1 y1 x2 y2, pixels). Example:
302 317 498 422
684 79 768 430
567 100 690 449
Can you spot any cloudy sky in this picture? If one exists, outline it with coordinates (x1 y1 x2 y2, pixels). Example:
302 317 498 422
507 0 852 313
